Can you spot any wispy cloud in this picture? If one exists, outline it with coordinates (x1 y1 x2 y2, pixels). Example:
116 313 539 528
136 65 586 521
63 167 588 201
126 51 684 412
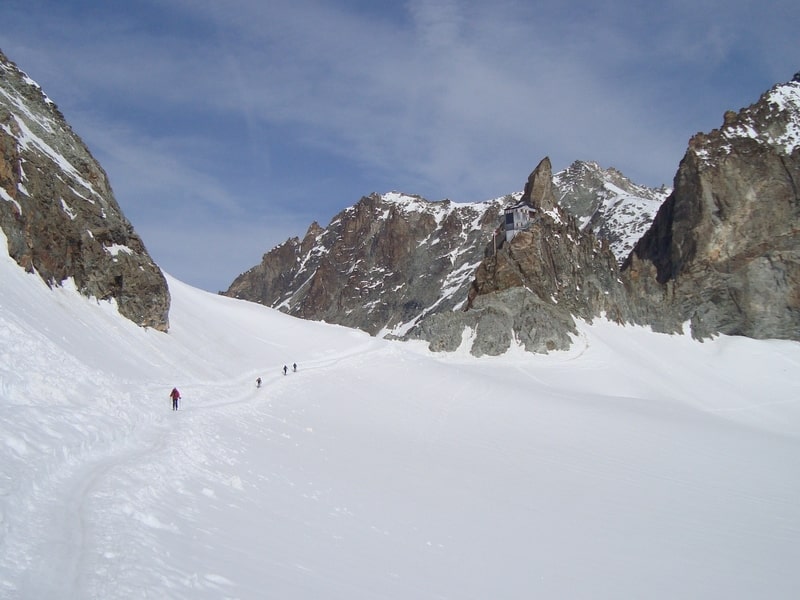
2 0 797 289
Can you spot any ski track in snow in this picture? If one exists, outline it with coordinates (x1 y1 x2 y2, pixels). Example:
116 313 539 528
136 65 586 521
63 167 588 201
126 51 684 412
2 336 380 599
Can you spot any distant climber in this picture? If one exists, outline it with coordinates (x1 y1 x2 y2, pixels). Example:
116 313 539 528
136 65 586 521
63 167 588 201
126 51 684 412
283 365 288 375
293 363 297 372
256 377 262 388
170 387 181 410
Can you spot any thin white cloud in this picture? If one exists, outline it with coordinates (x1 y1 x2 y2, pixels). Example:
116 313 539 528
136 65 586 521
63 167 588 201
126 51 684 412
2 0 798 289
9 0 793 192
70 114 242 215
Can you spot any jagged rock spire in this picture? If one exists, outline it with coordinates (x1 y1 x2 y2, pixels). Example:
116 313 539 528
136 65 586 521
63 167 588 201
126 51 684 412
520 156 557 211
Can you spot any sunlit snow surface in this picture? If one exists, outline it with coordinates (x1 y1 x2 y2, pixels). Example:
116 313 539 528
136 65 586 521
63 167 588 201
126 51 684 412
1 230 799 599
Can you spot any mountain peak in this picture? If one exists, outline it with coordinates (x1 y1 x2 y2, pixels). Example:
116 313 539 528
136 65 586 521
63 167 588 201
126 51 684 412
691 74 800 161
521 156 556 211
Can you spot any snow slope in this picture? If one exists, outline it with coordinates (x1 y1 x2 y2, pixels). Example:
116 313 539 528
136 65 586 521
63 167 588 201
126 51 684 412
1 230 799 599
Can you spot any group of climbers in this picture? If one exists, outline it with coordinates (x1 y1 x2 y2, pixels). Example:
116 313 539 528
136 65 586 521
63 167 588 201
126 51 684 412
169 363 299 410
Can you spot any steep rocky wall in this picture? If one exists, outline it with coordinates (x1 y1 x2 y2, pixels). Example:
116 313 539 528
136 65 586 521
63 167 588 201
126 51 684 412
623 74 800 340
226 193 505 335
0 50 170 331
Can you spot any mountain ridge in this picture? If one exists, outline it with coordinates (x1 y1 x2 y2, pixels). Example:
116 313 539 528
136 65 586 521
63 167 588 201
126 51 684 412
225 73 800 354
224 160 664 340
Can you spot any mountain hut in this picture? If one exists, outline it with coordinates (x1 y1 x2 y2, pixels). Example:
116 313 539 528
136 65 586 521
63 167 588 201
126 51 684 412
504 199 536 243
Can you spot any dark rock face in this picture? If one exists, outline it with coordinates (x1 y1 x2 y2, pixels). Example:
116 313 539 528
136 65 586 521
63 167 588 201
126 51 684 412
0 50 170 330
623 75 800 340
225 193 505 335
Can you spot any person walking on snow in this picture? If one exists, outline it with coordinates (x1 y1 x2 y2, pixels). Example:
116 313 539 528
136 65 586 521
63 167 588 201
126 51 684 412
283 365 288 375
170 387 181 410
293 363 297 372
256 377 262 388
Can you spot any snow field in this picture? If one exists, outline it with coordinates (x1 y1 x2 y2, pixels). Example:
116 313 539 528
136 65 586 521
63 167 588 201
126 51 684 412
1 230 799 599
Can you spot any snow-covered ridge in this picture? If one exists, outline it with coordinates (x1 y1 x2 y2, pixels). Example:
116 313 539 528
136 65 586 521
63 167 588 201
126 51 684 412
0 58 55 105
721 78 800 155
0 59 103 201
553 160 670 262
380 190 508 227
378 165 667 265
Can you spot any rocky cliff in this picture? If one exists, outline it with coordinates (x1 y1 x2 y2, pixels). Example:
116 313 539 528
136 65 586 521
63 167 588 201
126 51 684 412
406 158 630 355
622 73 800 340
224 163 661 340
0 50 170 331
226 192 507 335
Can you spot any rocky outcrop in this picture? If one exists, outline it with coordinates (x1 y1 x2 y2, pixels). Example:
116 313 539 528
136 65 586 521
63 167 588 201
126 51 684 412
0 50 170 330
406 158 630 355
622 73 800 340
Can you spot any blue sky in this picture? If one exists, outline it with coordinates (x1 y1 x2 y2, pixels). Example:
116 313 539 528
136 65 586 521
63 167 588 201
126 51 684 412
2 0 797 292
